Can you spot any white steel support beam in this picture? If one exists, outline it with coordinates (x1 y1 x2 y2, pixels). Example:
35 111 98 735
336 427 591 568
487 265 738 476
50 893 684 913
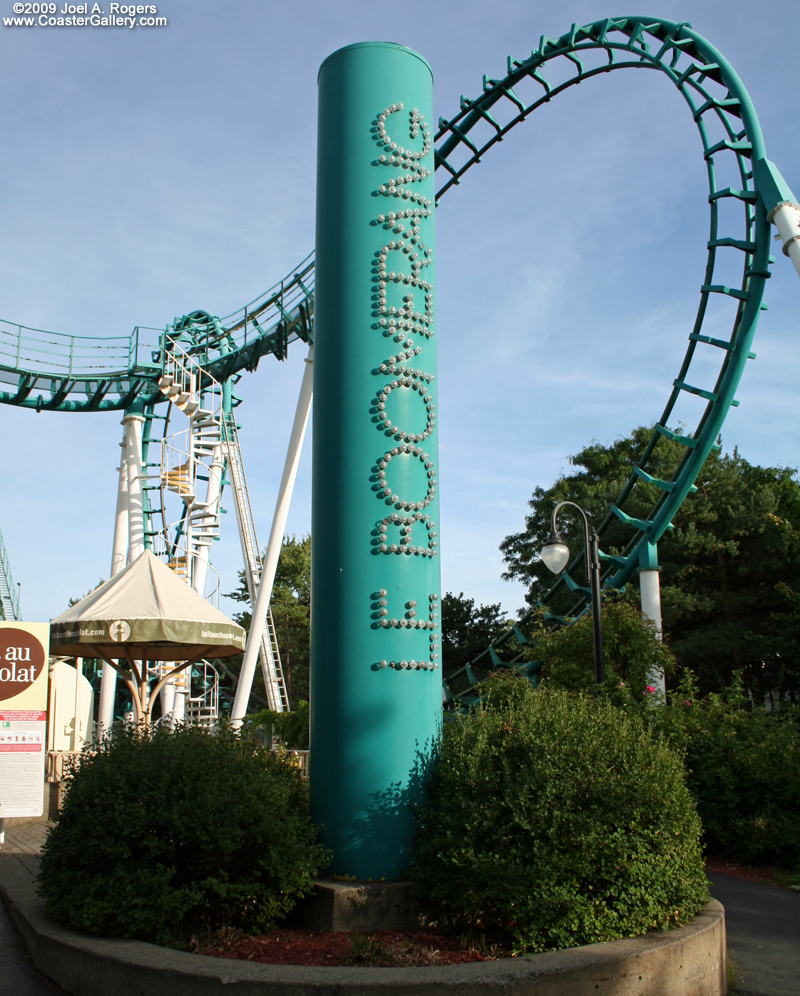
231 345 314 723
640 567 666 696
126 414 147 563
770 201 800 281
192 443 223 597
171 669 187 724
110 431 130 577
98 419 131 734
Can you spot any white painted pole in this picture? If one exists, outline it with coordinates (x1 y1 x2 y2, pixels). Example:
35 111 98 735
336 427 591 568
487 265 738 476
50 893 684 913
639 567 666 696
191 444 224 596
125 414 147 721
98 422 131 734
73 656 86 750
160 668 175 725
110 431 130 576
231 345 314 724
770 201 800 281
126 414 146 563
172 669 187 723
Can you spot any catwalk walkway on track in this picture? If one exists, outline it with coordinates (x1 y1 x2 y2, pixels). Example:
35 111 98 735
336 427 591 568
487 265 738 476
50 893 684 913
1 821 798 995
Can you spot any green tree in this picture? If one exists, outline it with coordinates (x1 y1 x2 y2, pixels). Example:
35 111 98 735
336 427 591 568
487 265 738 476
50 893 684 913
659 455 800 703
531 595 676 699
500 426 684 610
501 428 800 700
441 591 509 676
225 535 311 705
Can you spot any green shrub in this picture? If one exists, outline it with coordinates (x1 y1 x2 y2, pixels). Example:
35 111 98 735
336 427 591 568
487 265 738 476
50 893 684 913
531 596 676 699
37 723 329 944
654 674 800 867
413 680 708 953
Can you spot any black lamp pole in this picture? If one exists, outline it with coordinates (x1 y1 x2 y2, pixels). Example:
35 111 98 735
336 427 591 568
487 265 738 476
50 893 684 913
542 501 605 686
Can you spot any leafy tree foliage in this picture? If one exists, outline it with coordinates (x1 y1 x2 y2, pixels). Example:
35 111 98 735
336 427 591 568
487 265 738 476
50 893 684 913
441 591 508 676
500 427 684 609
659 456 800 703
249 699 310 750
531 595 676 699
225 535 311 704
501 428 800 699
652 673 800 867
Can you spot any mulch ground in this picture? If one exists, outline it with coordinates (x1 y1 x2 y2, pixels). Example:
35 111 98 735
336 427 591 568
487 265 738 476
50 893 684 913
197 858 788 967
704 857 783 886
199 928 501 967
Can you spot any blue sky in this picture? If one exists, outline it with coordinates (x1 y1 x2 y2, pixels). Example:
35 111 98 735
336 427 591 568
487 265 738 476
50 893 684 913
1 0 798 624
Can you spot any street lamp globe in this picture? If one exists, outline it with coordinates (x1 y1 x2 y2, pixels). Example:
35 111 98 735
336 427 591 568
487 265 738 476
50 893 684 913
540 531 570 574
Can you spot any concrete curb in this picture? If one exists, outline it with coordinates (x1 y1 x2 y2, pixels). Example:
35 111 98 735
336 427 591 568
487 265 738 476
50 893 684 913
0 855 726 996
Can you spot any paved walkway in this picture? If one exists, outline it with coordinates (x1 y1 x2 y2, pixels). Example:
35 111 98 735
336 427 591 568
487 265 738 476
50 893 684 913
707 872 800 996
1 821 797 995
0 821 66 994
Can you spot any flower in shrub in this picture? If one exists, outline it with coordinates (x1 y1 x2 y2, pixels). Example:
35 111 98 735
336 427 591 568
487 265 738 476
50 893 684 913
412 677 709 954
37 723 329 944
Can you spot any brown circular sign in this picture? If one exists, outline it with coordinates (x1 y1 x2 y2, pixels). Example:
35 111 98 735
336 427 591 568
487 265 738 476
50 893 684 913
0 628 46 701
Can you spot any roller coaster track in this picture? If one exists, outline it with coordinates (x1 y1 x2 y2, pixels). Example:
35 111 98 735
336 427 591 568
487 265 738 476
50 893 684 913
0 251 315 414
1 17 795 695
431 16 789 696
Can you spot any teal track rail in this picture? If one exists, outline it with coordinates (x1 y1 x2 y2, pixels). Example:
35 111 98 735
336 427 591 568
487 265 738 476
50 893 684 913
433 16 779 697
0 17 790 694
0 251 315 413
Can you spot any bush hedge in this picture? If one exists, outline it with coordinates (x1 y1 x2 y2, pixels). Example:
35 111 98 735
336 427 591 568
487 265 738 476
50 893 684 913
412 677 708 953
653 674 800 867
37 723 329 944
530 597 676 699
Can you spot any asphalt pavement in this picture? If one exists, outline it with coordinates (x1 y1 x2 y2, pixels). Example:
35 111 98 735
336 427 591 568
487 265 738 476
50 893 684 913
707 873 800 996
0 890 66 994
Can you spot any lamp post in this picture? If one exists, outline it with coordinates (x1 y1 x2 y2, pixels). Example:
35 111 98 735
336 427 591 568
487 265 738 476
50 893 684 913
540 501 605 686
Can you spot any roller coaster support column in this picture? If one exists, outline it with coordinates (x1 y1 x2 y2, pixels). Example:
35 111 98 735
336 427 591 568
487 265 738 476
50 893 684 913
125 409 147 563
127 409 148 716
98 410 137 732
110 427 130 579
754 159 800 281
312 43 441 880
191 446 223 597
230 343 314 723
638 542 666 696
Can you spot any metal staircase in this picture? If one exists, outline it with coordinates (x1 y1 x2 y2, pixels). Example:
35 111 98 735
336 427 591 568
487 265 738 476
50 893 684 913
0 528 20 621
222 413 289 713
185 660 220 728
157 347 223 596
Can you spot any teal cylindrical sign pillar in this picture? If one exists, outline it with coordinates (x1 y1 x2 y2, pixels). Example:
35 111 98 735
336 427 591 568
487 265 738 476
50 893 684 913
311 42 440 880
